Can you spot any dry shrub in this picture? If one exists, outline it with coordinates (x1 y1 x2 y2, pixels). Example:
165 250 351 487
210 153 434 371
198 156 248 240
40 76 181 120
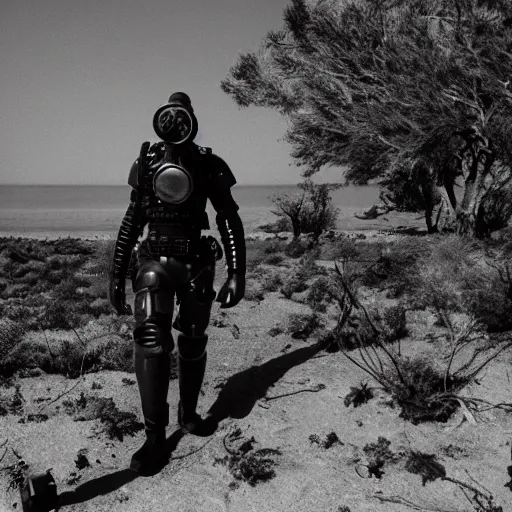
0 319 26 355
245 239 283 271
261 273 284 293
63 392 143 441
386 357 465 423
287 312 322 339
362 236 434 295
216 429 282 487
244 283 265 302
87 337 135 373
326 260 510 424
318 236 359 261
263 253 285 265
280 278 308 299
305 276 331 312
412 236 512 331
284 238 311 258
340 304 407 350
258 217 292 234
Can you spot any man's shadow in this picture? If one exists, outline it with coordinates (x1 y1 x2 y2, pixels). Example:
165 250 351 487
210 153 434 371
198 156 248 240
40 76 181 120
207 341 325 423
55 341 324 508
56 429 184 508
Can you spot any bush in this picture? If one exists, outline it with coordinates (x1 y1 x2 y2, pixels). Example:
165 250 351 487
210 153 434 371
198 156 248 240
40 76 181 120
477 187 512 237
339 304 407 350
0 319 26 356
88 337 134 373
284 238 311 258
362 236 434 295
280 278 309 299
305 277 331 312
64 393 143 441
287 313 322 339
386 357 464 424
258 217 292 234
263 253 284 266
318 236 359 262
270 181 340 240
410 236 512 331
261 273 284 293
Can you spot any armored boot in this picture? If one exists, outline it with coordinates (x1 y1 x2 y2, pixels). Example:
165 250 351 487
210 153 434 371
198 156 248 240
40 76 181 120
177 335 217 436
130 343 171 475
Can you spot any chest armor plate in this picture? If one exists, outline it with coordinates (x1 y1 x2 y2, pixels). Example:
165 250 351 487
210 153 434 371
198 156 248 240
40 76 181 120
153 163 192 205
140 143 210 229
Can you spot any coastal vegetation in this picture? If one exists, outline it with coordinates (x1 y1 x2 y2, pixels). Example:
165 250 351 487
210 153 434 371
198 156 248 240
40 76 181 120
2 229 512 508
222 0 512 237
3 0 512 507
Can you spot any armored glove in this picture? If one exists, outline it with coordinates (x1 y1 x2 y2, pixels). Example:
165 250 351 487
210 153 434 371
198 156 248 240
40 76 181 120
109 279 133 316
216 272 245 309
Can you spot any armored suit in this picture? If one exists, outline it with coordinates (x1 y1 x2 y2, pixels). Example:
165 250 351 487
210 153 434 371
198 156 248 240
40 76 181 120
109 92 246 475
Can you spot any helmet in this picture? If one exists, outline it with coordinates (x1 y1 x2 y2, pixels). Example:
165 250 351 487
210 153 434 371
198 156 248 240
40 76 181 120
153 92 198 144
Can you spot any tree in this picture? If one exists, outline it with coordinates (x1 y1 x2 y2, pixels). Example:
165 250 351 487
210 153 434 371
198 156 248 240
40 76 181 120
222 0 512 237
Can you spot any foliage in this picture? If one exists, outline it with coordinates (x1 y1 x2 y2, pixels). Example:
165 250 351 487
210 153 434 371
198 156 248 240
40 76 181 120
63 392 144 441
0 319 26 356
362 436 400 479
287 312 322 339
222 0 512 236
270 180 340 239
405 451 446 486
411 236 512 331
325 259 512 423
308 431 342 449
216 429 282 487
344 381 374 408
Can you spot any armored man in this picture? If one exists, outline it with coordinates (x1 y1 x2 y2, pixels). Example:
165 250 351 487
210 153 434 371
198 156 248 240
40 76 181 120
109 92 246 475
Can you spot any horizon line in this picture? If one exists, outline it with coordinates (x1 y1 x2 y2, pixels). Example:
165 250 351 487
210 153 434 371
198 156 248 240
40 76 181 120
0 182 350 187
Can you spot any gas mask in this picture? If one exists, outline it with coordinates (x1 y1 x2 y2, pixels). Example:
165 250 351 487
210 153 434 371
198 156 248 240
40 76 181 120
152 92 198 144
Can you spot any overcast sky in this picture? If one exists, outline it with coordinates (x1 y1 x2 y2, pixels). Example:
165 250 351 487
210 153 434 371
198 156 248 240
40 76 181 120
0 0 344 186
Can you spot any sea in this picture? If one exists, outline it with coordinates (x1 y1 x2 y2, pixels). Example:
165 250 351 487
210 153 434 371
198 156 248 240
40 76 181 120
0 184 421 239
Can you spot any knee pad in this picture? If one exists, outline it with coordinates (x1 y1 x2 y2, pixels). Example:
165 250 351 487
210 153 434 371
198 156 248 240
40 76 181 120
134 287 174 354
177 334 208 361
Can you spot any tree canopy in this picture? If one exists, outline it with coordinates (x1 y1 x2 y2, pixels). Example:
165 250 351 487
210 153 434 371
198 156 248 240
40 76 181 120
222 0 512 235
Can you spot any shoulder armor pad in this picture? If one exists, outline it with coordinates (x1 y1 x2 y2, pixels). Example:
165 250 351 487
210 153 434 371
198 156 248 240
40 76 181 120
128 141 155 188
209 153 237 189
128 159 139 188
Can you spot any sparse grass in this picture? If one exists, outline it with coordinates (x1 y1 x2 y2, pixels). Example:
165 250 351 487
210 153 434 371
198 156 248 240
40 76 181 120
216 428 282 487
280 278 309 299
63 392 143 441
268 325 284 337
344 382 374 408
405 451 446 486
408 236 512 332
74 448 90 470
5 451 29 492
287 312 322 340
304 276 331 312
261 273 284 293
0 319 26 356
308 432 343 449
362 437 401 478
361 236 434 295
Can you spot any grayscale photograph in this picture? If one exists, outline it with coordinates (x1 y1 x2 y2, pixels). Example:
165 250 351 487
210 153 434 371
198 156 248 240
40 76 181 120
1 0 512 511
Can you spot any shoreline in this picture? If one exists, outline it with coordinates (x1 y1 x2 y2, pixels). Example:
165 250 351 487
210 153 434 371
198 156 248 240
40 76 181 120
0 226 427 242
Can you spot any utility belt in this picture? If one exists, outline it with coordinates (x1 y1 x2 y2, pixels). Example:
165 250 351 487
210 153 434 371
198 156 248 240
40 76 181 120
145 231 223 260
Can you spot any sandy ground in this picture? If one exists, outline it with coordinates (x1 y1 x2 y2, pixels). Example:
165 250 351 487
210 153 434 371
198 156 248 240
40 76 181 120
1 243 512 512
